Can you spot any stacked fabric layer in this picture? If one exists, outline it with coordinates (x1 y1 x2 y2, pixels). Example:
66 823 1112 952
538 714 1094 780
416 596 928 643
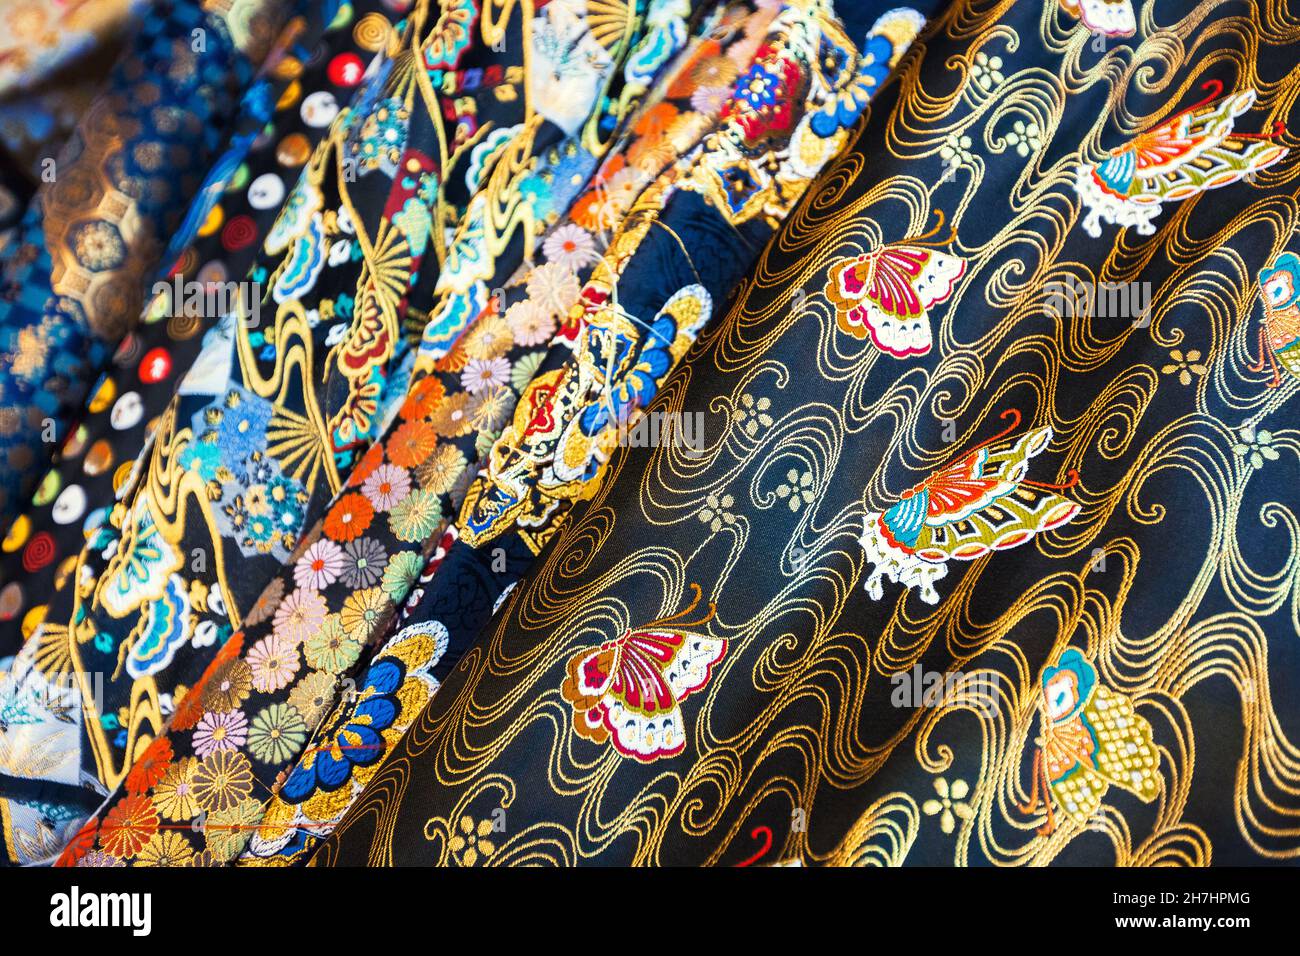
0 0 1295 868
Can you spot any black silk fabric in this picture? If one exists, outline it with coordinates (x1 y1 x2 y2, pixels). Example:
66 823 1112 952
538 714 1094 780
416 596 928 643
314 0 1300 866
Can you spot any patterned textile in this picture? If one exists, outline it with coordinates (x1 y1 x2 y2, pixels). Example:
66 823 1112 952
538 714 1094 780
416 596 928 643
0 1 393 660
0 0 299 524
239 0 929 867
55 0 767 870
3 0 699 867
303 0 1300 866
0 0 148 95
0 0 1295 873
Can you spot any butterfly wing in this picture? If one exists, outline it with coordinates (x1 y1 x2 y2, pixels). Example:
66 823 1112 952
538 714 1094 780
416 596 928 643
1039 650 1106 826
1039 651 1159 826
1082 686 1161 801
915 485 1079 562
1260 252 1300 312
1259 250 1300 354
1059 0 1136 36
1260 255 1300 365
860 426 1074 603
1043 720 1109 827
1075 89 1285 236
562 628 725 761
827 247 965 357
912 427 1077 562
1130 90 1286 203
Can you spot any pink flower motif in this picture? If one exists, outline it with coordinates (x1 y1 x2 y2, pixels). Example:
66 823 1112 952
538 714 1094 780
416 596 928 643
361 462 412 512
294 539 345 591
461 357 512 394
541 223 598 271
272 588 328 646
247 635 300 693
526 262 581 317
690 85 729 114
505 299 557 347
192 710 248 758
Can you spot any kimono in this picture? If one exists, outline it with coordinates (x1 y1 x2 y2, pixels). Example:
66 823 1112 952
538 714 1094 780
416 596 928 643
302 0 1300 866
0 0 1295 871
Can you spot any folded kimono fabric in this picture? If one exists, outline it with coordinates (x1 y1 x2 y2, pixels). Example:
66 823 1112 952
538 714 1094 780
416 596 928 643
237 0 936 867
0 0 150 228
304 0 1300 866
3 0 700 867
0 0 300 525
54 0 781 870
58 0 935 868
0 0 149 95
0 0 393 662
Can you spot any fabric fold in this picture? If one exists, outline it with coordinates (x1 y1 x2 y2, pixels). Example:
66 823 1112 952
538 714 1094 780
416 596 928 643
305 0 1300 866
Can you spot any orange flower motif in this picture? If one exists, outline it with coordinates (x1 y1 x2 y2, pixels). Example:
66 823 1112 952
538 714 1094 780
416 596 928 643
389 420 439 467
434 338 470 373
428 392 475 437
572 155 627 232
667 38 722 97
174 632 246 731
100 795 159 858
349 441 386 487
55 818 99 867
171 685 205 732
633 101 680 140
324 493 374 541
126 736 174 795
400 375 447 421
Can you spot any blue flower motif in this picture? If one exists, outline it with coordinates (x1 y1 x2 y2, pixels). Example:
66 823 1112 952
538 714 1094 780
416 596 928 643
734 60 782 112
242 507 279 551
241 451 276 487
178 439 221 481
267 474 307 535
810 34 895 138
215 388 272 463
280 658 405 802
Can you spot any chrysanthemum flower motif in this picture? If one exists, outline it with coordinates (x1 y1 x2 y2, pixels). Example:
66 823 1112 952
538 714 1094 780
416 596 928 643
1160 348 1208 386
505 298 558 347
461 356 512 394
921 776 974 835
361 462 412 512
691 85 729 114
247 634 300 693
193 709 249 758
1232 424 1279 470
247 702 307 765
272 587 327 645
526 262 582 317
541 223 598 271
136 830 195 867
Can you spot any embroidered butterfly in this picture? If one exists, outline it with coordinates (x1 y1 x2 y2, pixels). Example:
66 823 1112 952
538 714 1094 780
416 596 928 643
860 410 1080 605
824 212 966 358
1019 648 1160 835
561 584 723 762
1058 0 1135 37
1253 251 1300 386
1075 82 1288 238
